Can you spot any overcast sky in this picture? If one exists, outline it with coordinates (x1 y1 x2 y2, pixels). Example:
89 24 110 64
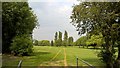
28 0 80 41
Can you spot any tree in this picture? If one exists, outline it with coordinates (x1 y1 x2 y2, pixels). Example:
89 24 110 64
86 33 104 48
10 34 33 56
54 31 63 46
0 2 1 53
34 40 38 46
68 37 74 46
71 2 120 68
2 2 38 53
51 40 54 46
54 32 58 46
74 36 87 48
63 30 68 47
58 31 62 46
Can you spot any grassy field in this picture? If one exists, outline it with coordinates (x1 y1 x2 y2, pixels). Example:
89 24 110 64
2 46 105 68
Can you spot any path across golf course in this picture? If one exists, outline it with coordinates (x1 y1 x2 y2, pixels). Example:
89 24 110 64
2 46 105 67
39 48 68 66
37 46 104 66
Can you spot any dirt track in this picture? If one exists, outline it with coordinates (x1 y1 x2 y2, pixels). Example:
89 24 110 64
63 48 67 66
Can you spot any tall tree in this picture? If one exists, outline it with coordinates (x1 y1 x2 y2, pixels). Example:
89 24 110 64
0 2 1 53
68 36 74 46
51 40 54 46
54 32 58 46
63 30 68 47
2 2 38 53
58 31 62 46
71 2 120 68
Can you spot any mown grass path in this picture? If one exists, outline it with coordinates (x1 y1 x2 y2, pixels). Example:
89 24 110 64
39 48 68 66
50 49 62 61
63 48 67 66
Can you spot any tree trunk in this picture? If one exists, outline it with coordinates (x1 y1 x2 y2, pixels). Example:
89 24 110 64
83 45 84 48
107 63 113 68
105 40 114 68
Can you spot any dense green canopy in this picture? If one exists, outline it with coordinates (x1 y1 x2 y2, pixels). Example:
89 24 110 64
2 2 38 53
71 2 120 68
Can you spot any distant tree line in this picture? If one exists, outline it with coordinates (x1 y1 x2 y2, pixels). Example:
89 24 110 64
74 33 104 49
34 40 50 46
34 31 74 47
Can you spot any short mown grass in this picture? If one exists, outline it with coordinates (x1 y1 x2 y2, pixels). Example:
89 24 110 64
64 46 105 66
2 46 105 68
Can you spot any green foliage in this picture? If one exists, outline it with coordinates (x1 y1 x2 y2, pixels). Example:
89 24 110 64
38 40 50 46
53 31 74 47
58 31 62 46
58 31 62 40
68 37 74 46
34 40 39 46
55 31 62 46
86 33 104 48
51 40 54 46
2 2 38 53
74 36 87 47
63 30 68 46
98 49 116 64
64 31 68 41
54 32 58 41
74 34 104 48
10 34 33 56
71 2 120 68
54 31 62 46
54 32 58 46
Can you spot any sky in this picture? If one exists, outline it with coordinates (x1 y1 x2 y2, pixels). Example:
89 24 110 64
28 0 80 41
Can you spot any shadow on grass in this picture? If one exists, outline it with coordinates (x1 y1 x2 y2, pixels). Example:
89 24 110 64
83 47 101 50
87 48 100 50
32 52 50 56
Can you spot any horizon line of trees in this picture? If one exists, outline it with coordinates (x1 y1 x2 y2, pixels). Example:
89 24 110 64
34 40 50 46
34 30 74 47
74 33 105 49
33 31 105 49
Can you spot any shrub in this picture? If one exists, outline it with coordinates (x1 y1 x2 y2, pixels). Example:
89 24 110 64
10 34 33 56
34 40 39 46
